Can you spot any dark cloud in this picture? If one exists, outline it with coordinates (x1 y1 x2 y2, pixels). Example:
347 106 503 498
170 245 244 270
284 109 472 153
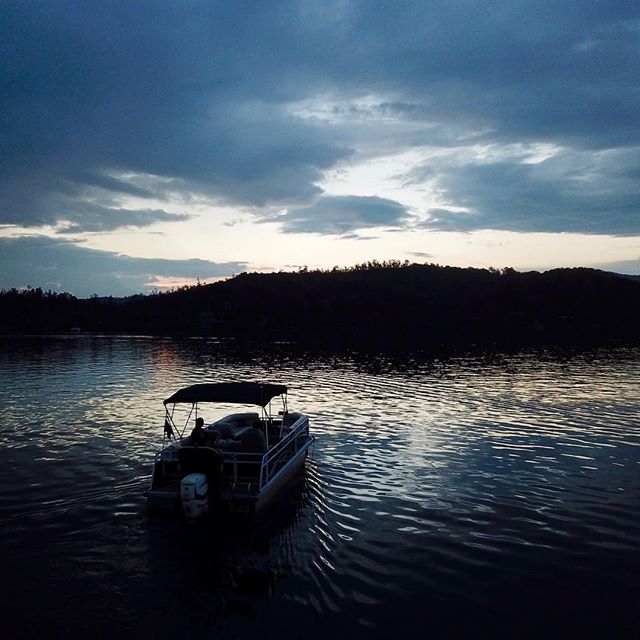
419 147 640 235
0 1 638 234
338 2 640 148
0 170 191 231
0 236 245 297
260 195 412 235
0 1 350 230
54 204 191 234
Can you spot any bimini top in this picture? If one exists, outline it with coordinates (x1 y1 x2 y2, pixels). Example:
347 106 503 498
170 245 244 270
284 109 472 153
163 382 287 407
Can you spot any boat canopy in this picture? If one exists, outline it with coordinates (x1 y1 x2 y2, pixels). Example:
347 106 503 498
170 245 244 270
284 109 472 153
163 382 287 407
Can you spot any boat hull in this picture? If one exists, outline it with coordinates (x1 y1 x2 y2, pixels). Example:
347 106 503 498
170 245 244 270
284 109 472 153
147 438 313 515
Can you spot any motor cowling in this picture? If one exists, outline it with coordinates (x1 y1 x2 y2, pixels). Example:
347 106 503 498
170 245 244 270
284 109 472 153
180 473 208 519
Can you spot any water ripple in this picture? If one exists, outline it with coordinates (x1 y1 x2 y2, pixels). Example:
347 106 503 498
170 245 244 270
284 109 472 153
1 337 639 638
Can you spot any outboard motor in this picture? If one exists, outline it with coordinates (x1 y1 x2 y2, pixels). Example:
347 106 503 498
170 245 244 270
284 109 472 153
180 473 208 519
177 446 224 519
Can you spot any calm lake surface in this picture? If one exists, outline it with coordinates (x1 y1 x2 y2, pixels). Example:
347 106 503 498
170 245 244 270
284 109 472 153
1 336 639 639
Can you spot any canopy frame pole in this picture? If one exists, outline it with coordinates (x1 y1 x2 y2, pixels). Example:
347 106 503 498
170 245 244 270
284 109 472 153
177 403 194 439
265 401 270 450
278 392 288 439
170 404 177 434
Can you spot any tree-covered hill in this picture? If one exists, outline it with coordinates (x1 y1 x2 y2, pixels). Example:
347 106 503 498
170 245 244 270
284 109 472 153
1 262 639 348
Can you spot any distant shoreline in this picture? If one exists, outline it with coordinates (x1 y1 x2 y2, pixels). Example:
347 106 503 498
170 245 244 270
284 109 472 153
2 263 639 351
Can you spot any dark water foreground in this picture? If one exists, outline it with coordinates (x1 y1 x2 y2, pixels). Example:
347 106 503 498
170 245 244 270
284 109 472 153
0 337 638 639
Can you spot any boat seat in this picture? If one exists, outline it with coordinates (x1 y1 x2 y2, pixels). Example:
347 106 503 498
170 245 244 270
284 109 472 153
283 412 301 426
213 412 260 429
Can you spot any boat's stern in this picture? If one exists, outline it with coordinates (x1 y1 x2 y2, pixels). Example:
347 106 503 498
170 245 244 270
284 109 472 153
147 449 181 510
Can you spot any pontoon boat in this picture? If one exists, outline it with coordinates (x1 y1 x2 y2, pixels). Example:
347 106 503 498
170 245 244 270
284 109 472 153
147 382 313 517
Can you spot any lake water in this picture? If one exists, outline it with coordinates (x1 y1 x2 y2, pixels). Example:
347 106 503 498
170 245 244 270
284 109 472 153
0 336 639 639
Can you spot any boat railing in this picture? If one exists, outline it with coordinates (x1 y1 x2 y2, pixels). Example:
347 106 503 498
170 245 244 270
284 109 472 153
222 414 310 492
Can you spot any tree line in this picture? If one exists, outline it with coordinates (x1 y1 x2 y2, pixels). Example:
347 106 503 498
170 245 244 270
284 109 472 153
1 263 639 349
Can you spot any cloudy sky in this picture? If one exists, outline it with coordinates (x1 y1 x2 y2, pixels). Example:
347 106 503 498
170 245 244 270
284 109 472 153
1 1 639 296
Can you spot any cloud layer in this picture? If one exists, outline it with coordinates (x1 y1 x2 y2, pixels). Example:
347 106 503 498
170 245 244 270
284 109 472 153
418 146 640 235
0 236 245 297
1 1 638 238
261 195 412 235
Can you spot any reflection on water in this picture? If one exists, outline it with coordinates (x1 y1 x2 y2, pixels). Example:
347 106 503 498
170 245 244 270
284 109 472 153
0 336 639 638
